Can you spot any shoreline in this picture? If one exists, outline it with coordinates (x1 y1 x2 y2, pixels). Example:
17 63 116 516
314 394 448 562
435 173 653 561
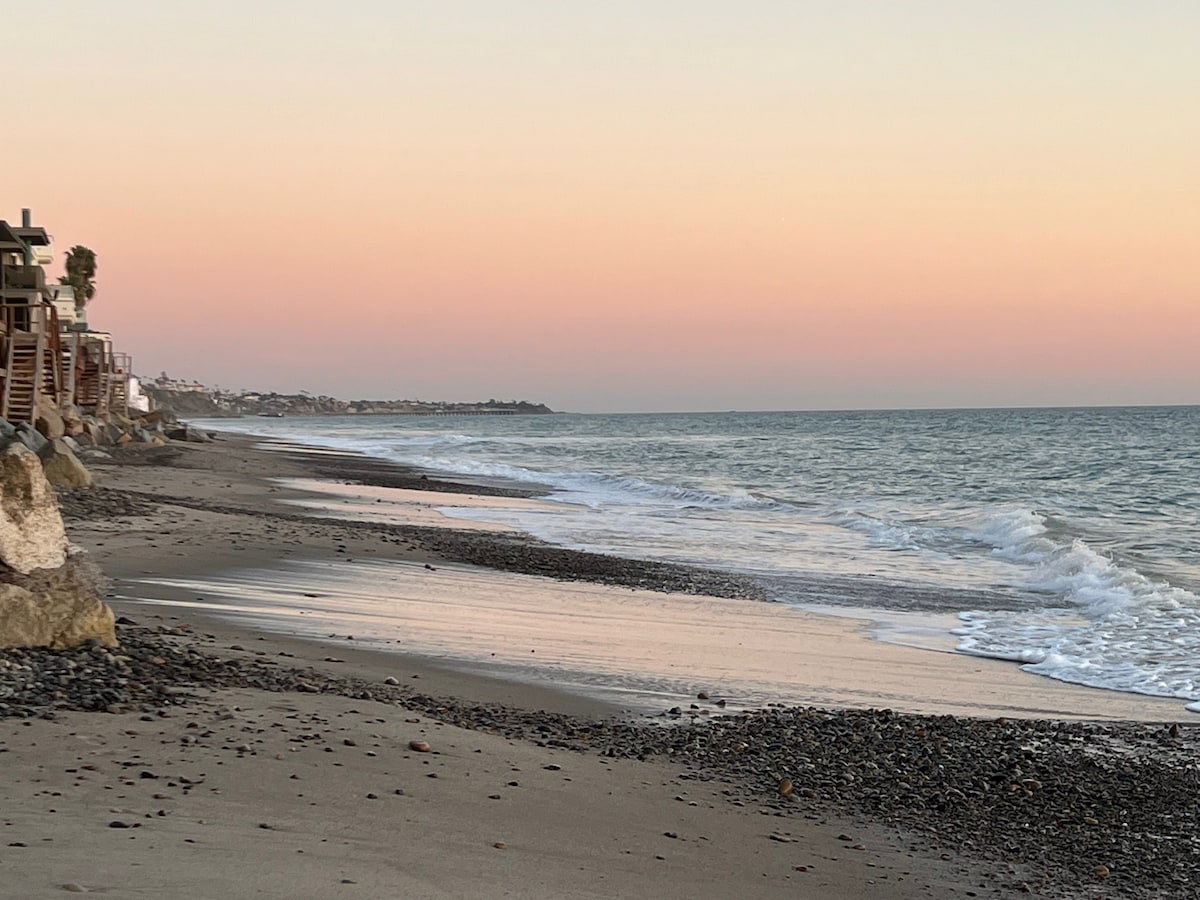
2 432 1197 897
67 433 1190 724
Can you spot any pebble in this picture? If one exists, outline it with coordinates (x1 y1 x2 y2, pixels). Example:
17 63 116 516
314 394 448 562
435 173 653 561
2 603 1194 898
408 740 431 753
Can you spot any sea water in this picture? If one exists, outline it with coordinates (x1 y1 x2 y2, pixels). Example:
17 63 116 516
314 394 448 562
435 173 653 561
195 406 1200 712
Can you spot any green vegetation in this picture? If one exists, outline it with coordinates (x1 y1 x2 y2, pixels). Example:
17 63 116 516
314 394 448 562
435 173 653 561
59 245 97 308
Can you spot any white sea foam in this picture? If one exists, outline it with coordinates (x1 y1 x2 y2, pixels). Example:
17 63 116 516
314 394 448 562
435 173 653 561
956 535 1200 709
964 507 1052 561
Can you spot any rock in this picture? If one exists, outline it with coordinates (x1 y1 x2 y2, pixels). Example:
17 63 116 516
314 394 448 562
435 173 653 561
79 449 112 461
60 402 84 436
0 558 117 649
777 778 794 797
0 442 69 574
14 422 48 455
165 426 214 444
136 409 168 425
697 691 710 700
1093 865 1110 879
39 438 93 488
34 398 65 441
408 740 431 752
383 676 399 685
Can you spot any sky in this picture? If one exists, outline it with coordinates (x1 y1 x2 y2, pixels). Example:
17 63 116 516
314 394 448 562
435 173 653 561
8 1 1199 412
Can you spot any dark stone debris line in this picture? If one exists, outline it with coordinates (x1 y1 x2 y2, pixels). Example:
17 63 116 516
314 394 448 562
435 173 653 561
2 625 1198 899
54 485 764 601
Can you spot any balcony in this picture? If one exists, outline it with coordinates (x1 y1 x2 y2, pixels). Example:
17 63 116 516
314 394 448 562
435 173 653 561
1 264 46 292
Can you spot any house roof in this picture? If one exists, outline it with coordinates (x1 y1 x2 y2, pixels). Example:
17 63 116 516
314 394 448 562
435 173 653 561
13 226 50 246
0 221 27 252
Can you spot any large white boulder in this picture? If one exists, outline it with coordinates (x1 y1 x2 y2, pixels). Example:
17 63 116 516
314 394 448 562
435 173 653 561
0 559 116 649
0 442 69 574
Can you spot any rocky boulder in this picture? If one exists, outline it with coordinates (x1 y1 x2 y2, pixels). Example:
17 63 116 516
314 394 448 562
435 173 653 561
0 441 115 649
39 438 94 488
60 402 85 437
15 422 48 455
0 557 116 649
166 425 215 443
34 397 66 441
0 442 69 574
79 419 105 447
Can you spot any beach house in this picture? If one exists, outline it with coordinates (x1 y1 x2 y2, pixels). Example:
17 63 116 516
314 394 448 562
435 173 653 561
0 209 148 424
0 210 63 423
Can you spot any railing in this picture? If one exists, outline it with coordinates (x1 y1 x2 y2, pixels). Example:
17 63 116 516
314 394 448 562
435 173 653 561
73 335 112 417
0 300 67 420
0 299 56 334
109 352 134 417
0 264 46 293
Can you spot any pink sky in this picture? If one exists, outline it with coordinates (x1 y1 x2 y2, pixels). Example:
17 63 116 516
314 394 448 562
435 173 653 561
11 2 1199 411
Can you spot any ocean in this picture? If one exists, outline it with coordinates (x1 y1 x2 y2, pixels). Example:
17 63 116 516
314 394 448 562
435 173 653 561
194 406 1200 713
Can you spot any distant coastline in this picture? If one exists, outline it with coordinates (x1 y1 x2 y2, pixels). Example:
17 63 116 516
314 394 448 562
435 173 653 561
145 383 555 418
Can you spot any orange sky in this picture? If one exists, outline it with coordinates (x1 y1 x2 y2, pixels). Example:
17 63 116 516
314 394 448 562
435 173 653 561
9 2 1199 411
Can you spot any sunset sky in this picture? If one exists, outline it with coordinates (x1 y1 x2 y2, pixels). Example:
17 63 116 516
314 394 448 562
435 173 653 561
11 2 1199 412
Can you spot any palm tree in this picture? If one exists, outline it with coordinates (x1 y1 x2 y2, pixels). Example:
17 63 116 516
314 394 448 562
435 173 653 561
58 245 97 308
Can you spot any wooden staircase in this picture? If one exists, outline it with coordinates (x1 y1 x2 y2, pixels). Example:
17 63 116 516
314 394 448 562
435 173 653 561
2 334 41 423
40 342 60 409
73 350 104 414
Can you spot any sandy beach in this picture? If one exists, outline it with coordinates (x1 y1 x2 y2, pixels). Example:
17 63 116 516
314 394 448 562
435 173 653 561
2 433 1196 899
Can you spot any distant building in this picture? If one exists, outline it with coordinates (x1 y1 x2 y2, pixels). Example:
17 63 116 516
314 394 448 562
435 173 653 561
49 284 87 329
